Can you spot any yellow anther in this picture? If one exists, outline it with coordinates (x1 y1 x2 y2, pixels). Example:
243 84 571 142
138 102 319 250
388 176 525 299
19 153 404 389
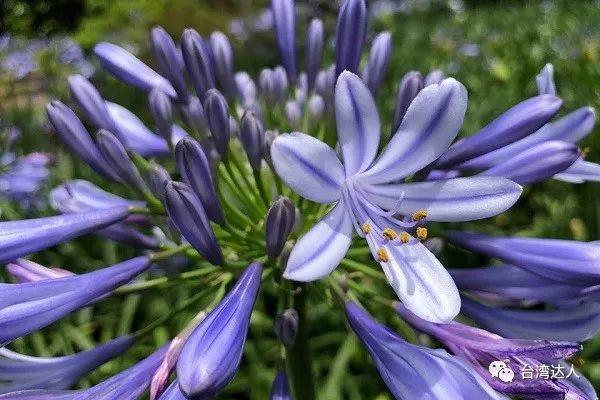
377 248 390 263
416 227 428 241
361 223 372 234
582 147 590 158
400 232 410 244
411 210 428 221
382 228 398 241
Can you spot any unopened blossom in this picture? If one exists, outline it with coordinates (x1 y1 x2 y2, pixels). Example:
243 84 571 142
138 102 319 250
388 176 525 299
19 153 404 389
270 371 291 400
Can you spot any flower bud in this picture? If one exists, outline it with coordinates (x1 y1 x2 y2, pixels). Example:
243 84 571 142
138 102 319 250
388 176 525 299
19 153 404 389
177 263 262 398
362 31 392 96
203 89 231 157
335 0 366 76
270 371 291 400
240 111 265 172
164 181 223 265
235 71 257 107
392 71 423 133
306 18 324 93
96 129 147 191
177 96 207 136
210 31 236 97
536 63 556 95
272 0 297 84
151 26 189 103
149 88 173 142
273 66 289 104
285 101 302 130
308 94 325 120
273 308 299 347
265 196 296 259
424 69 445 86
175 137 225 224
181 29 215 100
148 161 171 200
68 74 115 132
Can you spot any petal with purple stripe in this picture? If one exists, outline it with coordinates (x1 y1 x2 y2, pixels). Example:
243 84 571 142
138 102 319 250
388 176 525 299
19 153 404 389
554 158 600 183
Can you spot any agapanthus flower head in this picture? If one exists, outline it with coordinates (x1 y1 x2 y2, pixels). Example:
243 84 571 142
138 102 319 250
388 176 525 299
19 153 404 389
177 263 262 399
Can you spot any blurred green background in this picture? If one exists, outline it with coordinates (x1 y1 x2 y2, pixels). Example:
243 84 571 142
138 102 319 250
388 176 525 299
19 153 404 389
1 0 600 398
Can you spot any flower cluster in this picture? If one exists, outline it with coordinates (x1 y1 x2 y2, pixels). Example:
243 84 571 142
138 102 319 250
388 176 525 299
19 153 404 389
0 0 598 399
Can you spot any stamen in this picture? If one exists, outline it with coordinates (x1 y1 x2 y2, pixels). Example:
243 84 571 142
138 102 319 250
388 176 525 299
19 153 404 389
362 223 372 234
416 227 428 240
411 210 428 221
400 232 410 244
382 228 398 241
377 248 389 262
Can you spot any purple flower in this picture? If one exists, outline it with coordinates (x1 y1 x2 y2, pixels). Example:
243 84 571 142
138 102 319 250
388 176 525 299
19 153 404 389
0 207 129 264
68 74 117 133
177 263 262 398
335 0 367 76
345 302 508 399
306 18 324 93
396 303 587 399
447 231 600 285
265 197 296 259
392 70 424 133
203 89 231 157
209 32 236 97
537 63 556 95
271 0 296 84
94 42 176 97
151 26 189 103
271 72 521 322
0 256 151 345
96 129 147 191
6 259 73 283
149 89 174 142
425 69 445 86
0 335 133 393
181 29 216 100
270 371 291 400
0 153 49 203
361 31 392 96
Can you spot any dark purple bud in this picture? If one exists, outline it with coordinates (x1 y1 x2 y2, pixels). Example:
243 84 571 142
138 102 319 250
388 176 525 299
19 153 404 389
273 66 289 104
68 74 116 132
240 111 265 172
181 29 215 100
284 101 301 129
424 69 445 86
263 130 279 168
203 89 231 157
270 371 291 400
306 18 324 93
96 129 147 191
164 181 223 265
177 96 207 135
46 100 119 181
149 88 173 142
273 308 299 346
392 71 423 133
362 31 392 96
271 0 297 84
94 42 176 97
265 197 295 259
148 161 171 200
335 0 367 77
209 31 236 97
175 137 224 224
150 26 189 103
436 95 563 168
481 140 580 184
177 263 262 398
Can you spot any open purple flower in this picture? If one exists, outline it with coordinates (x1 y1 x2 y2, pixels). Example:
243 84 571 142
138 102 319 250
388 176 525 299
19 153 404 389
271 71 522 322
345 301 508 399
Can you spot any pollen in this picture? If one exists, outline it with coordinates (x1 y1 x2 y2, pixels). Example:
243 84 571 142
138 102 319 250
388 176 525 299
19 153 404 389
416 227 428 241
361 223 372 234
382 228 398 241
411 210 428 221
400 232 410 244
377 248 389 262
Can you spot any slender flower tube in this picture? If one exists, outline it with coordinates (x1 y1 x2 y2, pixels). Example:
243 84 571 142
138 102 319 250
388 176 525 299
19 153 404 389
270 371 291 400
480 140 580 184
94 42 176 97
0 206 129 264
239 110 265 172
345 302 508 399
0 335 133 393
0 256 151 345
149 88 174 142
150 26 189 103
556 159 600 183
271 0 296 84
306 18 324 92
362 31 392 96
175 137 225 225
396 303 586 399
148 162 172 201
177 263 262 399
181 29 215 100
96 129 147 191
272 71 522 322
209 32 236 97
164 181 223 265
203 89 231 157
537 63 556 95
7 259 73 283
447 231 600 285
46 101 119 181
68 74 116 133
335 0 367 76
265 197 296 259
392 71 423 134
435 95 563 168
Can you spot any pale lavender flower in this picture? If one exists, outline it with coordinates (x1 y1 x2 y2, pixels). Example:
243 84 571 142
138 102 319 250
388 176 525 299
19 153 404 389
392 70 424 132
362 31 392 96
306 19 324 93
271 71 521 322
537 63 556 95
0 152 49 203
425 69 445 86
6 259 73 283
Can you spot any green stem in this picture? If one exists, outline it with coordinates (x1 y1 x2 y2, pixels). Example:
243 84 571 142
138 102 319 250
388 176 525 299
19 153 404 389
341 258 386 280
253 169 271 207
286 284 316 400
